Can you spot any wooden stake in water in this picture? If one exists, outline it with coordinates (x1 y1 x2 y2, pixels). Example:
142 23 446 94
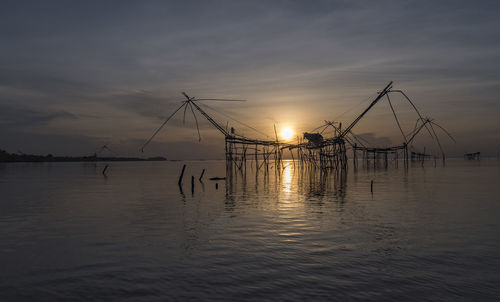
191 176 194 193
370 180 373 193
102 164 109 176
178 164 186 186
199 169 205 182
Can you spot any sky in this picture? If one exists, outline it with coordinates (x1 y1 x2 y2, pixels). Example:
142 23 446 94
1 0 499 159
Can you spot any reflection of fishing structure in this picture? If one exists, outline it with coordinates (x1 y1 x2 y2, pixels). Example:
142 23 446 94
224 162 348 208
142 82 453 170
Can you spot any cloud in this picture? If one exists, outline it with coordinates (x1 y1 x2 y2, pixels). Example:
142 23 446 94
0 128 101 156
0 1 499 157
352 133 392 148
0 104 78 128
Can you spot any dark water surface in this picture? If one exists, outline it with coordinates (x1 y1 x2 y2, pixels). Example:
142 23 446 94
1 159 499 301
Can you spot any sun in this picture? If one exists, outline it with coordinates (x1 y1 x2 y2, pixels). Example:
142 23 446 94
280 127 294 141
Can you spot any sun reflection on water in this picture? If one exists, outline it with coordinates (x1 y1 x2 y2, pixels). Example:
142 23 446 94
282 162 293 194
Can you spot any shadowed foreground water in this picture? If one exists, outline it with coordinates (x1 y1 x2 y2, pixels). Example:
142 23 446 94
1 159 499 301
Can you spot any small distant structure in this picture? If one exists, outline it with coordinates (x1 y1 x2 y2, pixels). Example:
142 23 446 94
464 152 480 160
90 144 116 159
411 151 432 161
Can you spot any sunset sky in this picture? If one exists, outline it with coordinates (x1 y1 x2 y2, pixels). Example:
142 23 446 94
1 1 499 158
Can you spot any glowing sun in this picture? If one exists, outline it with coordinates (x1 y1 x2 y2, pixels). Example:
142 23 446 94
280 127 294 141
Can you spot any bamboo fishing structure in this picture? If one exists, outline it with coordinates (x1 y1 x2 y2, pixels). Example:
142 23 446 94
464 152 480 160
141 82 454 172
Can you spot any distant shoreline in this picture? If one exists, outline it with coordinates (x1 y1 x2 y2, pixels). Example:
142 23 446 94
0 149 167 163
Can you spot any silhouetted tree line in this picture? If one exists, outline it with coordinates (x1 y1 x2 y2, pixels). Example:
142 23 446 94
0 149 166 162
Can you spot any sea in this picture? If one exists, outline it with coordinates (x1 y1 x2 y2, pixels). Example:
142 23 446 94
1 159 499 301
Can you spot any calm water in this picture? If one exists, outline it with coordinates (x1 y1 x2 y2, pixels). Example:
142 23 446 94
1 159 499 301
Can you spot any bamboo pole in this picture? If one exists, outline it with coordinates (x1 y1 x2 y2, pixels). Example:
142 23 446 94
178 164 186 186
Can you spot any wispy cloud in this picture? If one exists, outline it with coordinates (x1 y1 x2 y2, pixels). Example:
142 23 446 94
0 104 78 128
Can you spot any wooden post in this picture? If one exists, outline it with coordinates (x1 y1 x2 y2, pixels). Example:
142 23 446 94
102 164 109 176
353 144 357 168
178 164 186 186
394 150 398 168
255 144 258 169
199 169 205 181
